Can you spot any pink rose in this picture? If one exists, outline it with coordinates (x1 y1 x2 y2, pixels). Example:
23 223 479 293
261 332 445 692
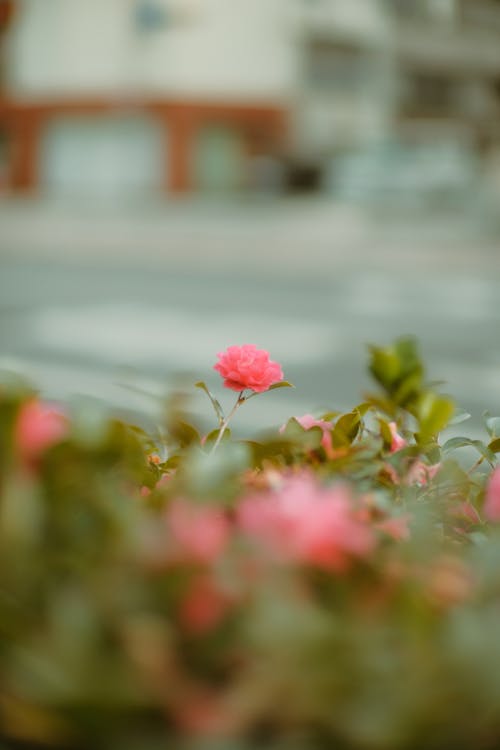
166 500 230 563
238 473 375 571
15 399 67 466
484 467 500 522
214 344 283 393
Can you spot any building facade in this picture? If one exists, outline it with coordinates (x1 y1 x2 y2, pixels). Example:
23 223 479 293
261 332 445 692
1 0 500 197
0 0 296 196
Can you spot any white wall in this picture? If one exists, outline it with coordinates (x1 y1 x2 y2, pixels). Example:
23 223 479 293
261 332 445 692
6 0 134 95
139 0 299 100
6 0 299 101
301 0 389 44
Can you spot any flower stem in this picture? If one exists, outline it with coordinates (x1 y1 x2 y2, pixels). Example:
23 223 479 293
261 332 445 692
210 392 246 453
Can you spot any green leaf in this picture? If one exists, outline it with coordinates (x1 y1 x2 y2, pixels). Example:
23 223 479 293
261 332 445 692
243 438 293 467
378 418 394 449
331 411 361 448
268 381 294 391
363 392 397 418
368 338 424 408
471 440 497 466
442 437 476 453
488 438 500 453
164 455 181 471
353 402 373 417
424 442 442 465
442 437 496 466
319 411 341 422
415 391 455 441
168 420 200 449
369 346 401 390
392 371 423 408
449 410 471 426
282 418 324 451
195 381 225 425
202 428 232 450
486 416 500 438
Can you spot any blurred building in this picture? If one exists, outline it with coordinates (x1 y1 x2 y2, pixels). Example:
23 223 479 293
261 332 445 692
297 0 500 199
0 0 500 198
0 0 295 197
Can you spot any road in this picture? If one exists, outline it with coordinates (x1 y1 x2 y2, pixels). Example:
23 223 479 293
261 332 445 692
1 197 500 437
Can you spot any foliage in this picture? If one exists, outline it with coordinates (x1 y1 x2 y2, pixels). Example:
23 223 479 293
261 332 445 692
2 338 500 749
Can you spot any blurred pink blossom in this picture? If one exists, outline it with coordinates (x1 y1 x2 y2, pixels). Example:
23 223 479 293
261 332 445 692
384 460 441 487
405 461 441 486
179 575 231 634
214 344 283 393
484 466 500 522
388 422 407 453
375 515 412 541
166 500 230 563
449 501 482 525
175 688 235 737
238 473 375 570
15 399 67 465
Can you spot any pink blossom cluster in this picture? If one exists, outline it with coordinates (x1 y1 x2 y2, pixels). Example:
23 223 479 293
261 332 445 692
238 473 375 570
159 472 414 633
385 422 441 486
163 474 382 574
162 472 413 581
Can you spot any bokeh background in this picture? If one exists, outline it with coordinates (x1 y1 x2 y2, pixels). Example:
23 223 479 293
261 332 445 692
1 0 500 433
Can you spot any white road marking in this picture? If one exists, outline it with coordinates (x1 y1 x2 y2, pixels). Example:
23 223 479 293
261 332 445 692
343 274 495 321
31 303 344 367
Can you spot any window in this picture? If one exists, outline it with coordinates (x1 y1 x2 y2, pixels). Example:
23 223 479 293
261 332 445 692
402 72 457 115
307 41 365 91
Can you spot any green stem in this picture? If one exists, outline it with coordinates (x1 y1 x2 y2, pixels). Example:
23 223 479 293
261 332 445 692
210 392 246 453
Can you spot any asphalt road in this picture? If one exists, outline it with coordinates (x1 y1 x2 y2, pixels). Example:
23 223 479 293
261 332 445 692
1 197 500 437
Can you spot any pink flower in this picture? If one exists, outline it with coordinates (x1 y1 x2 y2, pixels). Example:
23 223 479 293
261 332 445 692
383 460 440 487
214 344 283 393
405 461 441 486
179 575 231 634
238 473 375 570
174 689 235 737
15 399 67 465
484 467 500 522
281 414 335 458
166 500 230 563
388 422 407 453
375 515 412 541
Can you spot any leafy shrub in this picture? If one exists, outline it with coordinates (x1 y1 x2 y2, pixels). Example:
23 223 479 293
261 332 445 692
2 339 500 750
